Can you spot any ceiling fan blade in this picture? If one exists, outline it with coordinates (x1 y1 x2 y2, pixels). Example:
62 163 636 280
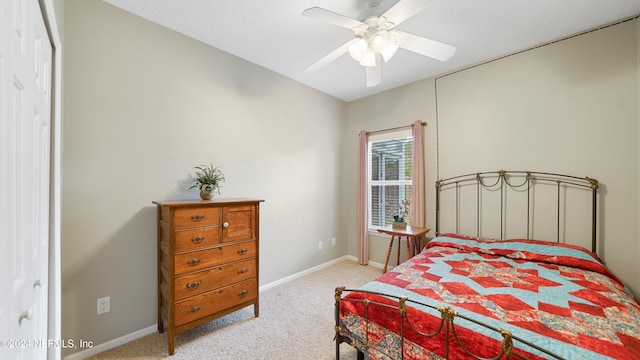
381 0 435 27
305 39 358 73
396 31 456 61
302 7 364 30
366 58 381 87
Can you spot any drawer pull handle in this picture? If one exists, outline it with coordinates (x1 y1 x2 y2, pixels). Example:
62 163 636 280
237 248 248 255
188 258 201 266
238 268 248 274
238 290 248 297
223 222 229 228
191 236 205 243
187 306 200 313
191 214 205 222
186 281 201 289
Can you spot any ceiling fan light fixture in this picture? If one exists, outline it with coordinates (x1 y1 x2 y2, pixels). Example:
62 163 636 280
348 38 368 62
371 31 388 50
359 45 377 67
373 30 399 62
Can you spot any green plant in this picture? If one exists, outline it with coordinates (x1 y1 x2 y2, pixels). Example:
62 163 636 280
189 164 225 194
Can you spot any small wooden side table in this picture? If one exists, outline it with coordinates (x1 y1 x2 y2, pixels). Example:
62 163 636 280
377 226 431 273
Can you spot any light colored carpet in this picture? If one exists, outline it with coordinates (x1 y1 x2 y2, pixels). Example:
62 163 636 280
89 260 381 359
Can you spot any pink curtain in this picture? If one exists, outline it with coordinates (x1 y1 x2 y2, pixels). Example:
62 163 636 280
411 121 425 228
357 130 369 265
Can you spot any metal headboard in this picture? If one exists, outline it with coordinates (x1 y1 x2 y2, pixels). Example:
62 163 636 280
435 170 599 253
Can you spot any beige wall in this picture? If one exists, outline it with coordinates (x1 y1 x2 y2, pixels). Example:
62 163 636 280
62 0 347 356
346 19 640 295
435 20 638 294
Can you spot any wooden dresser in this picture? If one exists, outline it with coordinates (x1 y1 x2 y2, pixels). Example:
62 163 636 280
152 198 263 355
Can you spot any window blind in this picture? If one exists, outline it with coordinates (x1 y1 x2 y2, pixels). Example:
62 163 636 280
368 131 413 228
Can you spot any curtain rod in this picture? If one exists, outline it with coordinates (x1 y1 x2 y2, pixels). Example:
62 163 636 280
364 121 426 135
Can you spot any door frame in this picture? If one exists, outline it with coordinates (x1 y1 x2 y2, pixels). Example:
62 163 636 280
38 1 62 359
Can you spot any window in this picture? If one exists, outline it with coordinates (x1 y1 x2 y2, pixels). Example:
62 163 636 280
368 129 413 229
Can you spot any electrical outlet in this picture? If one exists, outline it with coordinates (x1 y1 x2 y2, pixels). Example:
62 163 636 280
97 296 110 315
318 241 323 250
331 237 336 246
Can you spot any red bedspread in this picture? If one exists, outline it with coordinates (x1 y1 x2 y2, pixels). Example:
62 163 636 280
339 235 640 359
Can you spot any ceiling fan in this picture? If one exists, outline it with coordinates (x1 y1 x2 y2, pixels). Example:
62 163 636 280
303 0 456 87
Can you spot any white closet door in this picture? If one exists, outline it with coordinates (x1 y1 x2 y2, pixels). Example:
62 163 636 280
0 0 52 359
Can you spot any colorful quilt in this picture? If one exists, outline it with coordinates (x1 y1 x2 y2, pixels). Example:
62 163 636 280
339 234 640 359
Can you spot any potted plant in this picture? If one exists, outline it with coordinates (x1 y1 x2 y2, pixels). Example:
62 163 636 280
189 164 225 200
392 198 411 229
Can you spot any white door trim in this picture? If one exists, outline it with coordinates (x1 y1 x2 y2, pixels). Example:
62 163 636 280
38 1 62 359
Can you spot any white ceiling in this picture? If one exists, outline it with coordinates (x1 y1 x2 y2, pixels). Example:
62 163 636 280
101 0 640 102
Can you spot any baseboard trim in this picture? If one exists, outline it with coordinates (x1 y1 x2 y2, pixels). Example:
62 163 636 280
64 256 376 359
63 325 156 360
259 256 384 291
259 255 351 291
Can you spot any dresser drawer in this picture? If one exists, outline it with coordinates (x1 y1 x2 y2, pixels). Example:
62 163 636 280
173 207 219 228
174 241 256 275
174 278 257 327
174 259 256 301
175 226 219 252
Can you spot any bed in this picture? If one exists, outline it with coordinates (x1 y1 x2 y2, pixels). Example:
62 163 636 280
335 170 640 359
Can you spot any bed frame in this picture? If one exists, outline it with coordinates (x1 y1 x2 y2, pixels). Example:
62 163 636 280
336 170 600 360
435 170 599 253
334 287 563 360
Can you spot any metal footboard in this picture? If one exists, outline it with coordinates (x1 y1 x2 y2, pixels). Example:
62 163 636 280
335 287 564 360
